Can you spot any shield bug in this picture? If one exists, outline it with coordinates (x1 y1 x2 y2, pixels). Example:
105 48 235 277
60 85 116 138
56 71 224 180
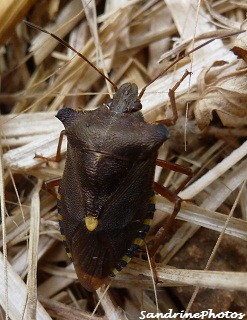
24 20 244 292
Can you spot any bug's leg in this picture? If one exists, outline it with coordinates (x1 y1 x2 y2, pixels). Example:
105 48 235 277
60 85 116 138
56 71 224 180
148 160 193 282
43 177 61 198
35 130 66 162
156 159 193 194
148 68 193 280
36 131 64 197
156 70 192 126
149 182 183 256
146 182 183 283
148 182 183 283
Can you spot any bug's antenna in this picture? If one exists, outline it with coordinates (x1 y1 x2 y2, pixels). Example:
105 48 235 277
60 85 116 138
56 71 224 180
23 20 118 93
138 30 245 99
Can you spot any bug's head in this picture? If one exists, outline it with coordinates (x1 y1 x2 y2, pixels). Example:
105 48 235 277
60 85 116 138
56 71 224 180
106 83 142 114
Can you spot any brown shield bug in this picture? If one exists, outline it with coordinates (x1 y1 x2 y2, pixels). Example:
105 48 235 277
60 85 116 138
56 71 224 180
56 90 169 291
24 20 244 292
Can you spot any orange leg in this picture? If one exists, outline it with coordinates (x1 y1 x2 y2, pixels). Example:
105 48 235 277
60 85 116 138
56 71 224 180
148 160 193 282
156 70 192 126
35 130 66 162
35 131 64 197
156 159 193 194
42 177 61 198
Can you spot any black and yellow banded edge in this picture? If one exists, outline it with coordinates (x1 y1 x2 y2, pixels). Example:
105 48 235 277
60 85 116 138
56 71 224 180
109 194 155 277
57 184 73 261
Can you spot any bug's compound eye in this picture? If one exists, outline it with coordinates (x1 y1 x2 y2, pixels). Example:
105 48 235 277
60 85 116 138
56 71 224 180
130 100 142 112
104 99 113 109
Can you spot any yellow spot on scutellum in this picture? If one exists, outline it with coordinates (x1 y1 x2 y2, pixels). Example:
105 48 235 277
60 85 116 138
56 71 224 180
85 216 99 231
